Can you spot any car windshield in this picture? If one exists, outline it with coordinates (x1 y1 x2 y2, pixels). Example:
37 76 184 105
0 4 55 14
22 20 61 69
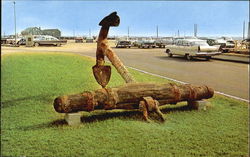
119 41 130 44
226 41 234 44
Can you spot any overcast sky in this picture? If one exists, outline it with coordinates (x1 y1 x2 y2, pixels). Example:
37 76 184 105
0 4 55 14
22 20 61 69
2 1 249 37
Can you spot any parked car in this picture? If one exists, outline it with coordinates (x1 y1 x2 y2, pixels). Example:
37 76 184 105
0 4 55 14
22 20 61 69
130 39 140 47
138 40 156 48
86 37 94 43
116 40 131 48
213 37 235 52
33 35 67 46
17 37 26 45
5 37 25 45
75 37 83 43
165 39 221 60
155 39 166 48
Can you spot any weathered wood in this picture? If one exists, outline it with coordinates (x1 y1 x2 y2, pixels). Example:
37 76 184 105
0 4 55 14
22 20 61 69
54 83 214 113
93 12 135 87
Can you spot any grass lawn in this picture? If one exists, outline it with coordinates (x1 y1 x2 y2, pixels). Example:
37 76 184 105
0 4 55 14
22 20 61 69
1 52 248 157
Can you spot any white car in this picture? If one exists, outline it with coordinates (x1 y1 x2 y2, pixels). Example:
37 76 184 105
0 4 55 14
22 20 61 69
33 35 66 46
165 39 221 60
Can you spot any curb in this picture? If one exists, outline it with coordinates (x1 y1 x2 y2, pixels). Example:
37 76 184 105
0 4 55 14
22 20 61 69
212 54 249 64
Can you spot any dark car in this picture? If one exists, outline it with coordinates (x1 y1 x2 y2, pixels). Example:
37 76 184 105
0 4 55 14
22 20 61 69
116 40 131 48
17 38 26 45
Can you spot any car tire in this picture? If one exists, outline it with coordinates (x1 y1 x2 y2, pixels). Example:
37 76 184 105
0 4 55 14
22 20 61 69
34 42 39 47
168 52 173 57
223 49 228 53
206 56 211 61
186 54 192 60
166 49 173 57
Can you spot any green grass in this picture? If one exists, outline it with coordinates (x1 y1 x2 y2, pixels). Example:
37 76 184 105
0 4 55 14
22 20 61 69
1 53 248 157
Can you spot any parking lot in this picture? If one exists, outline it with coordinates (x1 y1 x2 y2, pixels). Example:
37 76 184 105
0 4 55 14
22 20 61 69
1 41 249 100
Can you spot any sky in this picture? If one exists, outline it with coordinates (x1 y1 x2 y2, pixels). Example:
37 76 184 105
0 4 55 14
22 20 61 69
2 0 249 37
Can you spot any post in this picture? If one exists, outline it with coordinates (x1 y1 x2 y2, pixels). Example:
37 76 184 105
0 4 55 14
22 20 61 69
127 26 129 41
13 1 17 45
156 25 158 39
194 24 197 37
243 21 245 40
248 22 250 39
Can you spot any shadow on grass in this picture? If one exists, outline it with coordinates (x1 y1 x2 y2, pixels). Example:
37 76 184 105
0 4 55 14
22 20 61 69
1 94 55 108
15 119 68 131
81 110 141 123
51 104 192 125
79 104 193 123
16 104 193 131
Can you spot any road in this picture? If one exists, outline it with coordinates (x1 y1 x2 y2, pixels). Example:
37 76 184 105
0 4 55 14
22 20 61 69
2 43 249 100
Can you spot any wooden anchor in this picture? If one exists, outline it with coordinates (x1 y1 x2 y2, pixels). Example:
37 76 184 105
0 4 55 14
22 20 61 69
92 12 163 121
54 12 214 123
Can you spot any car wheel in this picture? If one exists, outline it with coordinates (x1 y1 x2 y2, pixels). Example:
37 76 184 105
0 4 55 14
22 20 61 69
186 54 192 60
223 49 228 53
168 52 173 57
34 42 39 47
206 56 211 61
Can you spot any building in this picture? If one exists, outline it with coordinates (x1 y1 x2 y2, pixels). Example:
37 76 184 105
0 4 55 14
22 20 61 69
21 27 61 38
21 27 43 36
42 29 61 38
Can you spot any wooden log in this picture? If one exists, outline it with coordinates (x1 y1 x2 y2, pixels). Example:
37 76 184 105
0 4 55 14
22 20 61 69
54 83 214 113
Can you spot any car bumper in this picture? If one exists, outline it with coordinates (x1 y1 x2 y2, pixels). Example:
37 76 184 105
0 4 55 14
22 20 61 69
195 52 222 57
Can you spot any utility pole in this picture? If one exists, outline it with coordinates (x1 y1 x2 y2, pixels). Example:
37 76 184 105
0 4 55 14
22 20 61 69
127 26 129 40
13 1 17 45
89 28 91 38
194 24 197 37
243 21 245 40
248 22 250 39
177 30 180 37
156 25 158 39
